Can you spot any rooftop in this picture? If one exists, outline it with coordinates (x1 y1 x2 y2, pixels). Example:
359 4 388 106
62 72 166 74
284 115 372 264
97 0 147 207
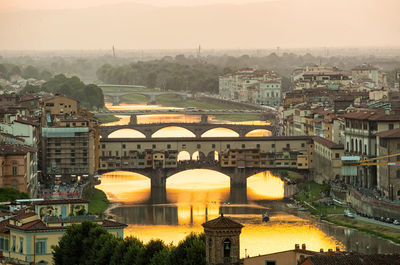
302 254 400 265
202 214 243 229
376 128 400 139
313 136 344 150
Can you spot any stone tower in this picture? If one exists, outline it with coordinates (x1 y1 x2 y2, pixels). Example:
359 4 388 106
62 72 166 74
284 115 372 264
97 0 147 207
202 213 243 265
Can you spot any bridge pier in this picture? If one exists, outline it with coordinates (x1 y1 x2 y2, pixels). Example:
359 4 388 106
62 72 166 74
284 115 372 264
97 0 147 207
150 168 167 204
129 114 137 125
112 96 120 106
229 168 248 204
201 114 208 124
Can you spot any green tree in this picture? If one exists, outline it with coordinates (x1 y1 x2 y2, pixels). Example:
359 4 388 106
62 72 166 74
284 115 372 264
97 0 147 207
22 65 40 79
0 188 29 202
140 239 167 265
21 84 42 94
0 64 7 79
40 70 53 81
9 65 22 77
52 221 113 265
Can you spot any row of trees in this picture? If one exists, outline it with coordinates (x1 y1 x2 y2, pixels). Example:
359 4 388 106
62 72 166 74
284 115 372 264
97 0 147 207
0 63 52 81
21 74 105 110
96 59 232 94
53 221 205 265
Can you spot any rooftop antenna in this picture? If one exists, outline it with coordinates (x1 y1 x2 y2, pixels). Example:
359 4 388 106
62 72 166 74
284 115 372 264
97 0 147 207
112 45 115 58
197 45 201 58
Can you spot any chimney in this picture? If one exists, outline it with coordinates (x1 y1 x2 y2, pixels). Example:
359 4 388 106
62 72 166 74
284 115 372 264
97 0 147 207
385 107 392 115
320 249 324 253
302 244 306 250
295 244 300 250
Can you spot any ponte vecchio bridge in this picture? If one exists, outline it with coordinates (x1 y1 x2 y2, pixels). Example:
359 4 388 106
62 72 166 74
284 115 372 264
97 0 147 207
98 136 313 203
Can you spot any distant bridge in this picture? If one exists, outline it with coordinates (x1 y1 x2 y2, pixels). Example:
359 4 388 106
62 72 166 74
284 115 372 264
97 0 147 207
99 84 190 105
99 122 276 139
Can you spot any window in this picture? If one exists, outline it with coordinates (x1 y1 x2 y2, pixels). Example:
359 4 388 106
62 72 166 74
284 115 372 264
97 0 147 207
197 144 201 149
286 144 290 148
12 236 16 252
182 144 186 149
223 239 231 258
335 153 340 159
212 144 216 148
397 170 400 178
272 144 275 148
242 144 245 148
152 144 156 149
19 237 23 253
12 166 17 176
122 144 126 149
0 238 3 250
115 151 119 156
389 123 394 130
101 144 105 149
256 144 260 148
35 240 46 254
167 144 171 149
265 261 276 265
137 144 141 149
227 144 230 149
56 159 61 163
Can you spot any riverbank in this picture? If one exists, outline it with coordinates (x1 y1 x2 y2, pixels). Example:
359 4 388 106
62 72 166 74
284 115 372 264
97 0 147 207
294 181 400 245
88 188 109 214
96 115 120 124
324 215 400 244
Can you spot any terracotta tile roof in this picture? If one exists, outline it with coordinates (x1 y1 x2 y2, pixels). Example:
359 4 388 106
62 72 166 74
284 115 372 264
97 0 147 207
313 136 344 149
102 219 128 228
375 128 400 139
15 117 40 127
303 254 400 265
0 219 10 233
202 214 243 229
32 199 88 205
8 219 64 231
9 212 37 221
0 143 36 155
341 111 375 120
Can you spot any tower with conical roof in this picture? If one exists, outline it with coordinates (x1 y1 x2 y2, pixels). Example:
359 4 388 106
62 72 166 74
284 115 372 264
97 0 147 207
202 213 243 265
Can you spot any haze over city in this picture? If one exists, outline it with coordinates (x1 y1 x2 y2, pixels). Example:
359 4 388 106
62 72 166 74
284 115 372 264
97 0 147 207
0 0 399 50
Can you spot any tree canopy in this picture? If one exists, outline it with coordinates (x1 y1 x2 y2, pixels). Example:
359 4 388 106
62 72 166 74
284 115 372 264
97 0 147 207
0 188 29 202
21 74 105 110
52 222 205 265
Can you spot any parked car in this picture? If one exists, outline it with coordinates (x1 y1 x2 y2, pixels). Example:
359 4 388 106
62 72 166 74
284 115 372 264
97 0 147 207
393 220 400 225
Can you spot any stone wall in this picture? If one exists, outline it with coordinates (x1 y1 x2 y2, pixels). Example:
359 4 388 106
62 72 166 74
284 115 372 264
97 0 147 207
347 188 400 219
312 153 334 184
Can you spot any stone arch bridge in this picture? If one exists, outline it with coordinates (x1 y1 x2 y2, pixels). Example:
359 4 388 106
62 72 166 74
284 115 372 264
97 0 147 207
99 123 276 139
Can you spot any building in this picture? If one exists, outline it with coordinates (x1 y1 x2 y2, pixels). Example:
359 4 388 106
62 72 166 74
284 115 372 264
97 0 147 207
40 95 99 183
313 137 344 184
342 111 400 188
219 69 281 107
0 199 126 265
203 214 243 265
243 244 332 265
376 128 400 200
300 254 400 265
351 64 387 89
0 144 36 193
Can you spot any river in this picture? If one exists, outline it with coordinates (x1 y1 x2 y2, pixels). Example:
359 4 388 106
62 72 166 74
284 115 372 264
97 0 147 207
97 102 400 257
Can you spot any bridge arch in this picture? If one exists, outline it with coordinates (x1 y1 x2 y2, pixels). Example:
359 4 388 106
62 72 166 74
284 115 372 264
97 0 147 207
152 126 196 138
108 129 146 138
245 129 271 137
207 151 219 162
247 171 284 200
192 151 206 161
201 128 239 138
177 151 191 161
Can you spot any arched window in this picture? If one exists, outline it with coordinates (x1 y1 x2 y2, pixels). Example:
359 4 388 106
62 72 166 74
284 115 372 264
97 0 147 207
223 238 231 258
359 140 362 154
397 190 400 196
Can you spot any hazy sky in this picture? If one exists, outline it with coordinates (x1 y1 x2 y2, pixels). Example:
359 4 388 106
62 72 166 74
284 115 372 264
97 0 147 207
0 0 399 50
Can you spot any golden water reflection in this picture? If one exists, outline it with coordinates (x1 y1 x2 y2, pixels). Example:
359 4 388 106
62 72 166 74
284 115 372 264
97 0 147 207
247 171 284 200
98 170 343 257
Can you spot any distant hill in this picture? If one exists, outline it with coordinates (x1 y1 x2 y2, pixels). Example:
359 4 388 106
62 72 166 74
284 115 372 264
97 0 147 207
0 0 399 50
